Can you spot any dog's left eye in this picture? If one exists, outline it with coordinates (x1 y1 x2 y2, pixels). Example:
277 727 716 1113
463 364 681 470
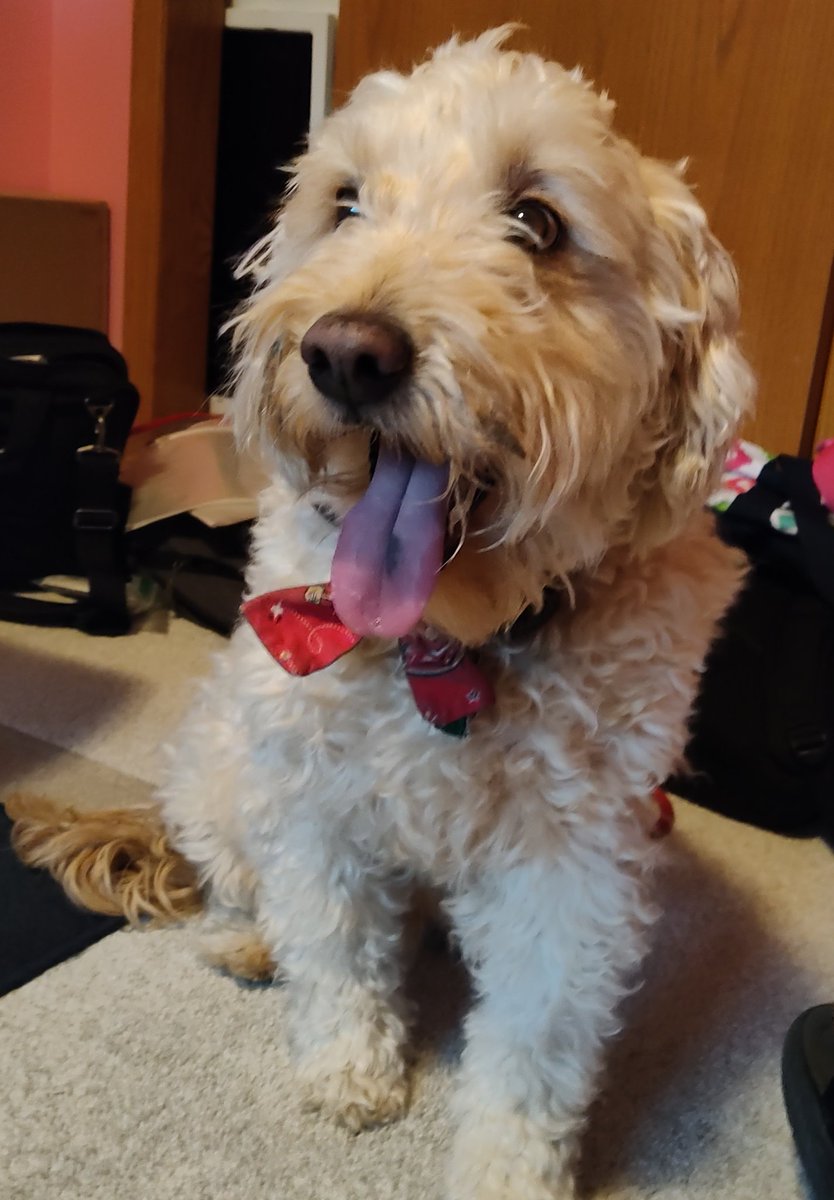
507 199 566 253
335 185 362 226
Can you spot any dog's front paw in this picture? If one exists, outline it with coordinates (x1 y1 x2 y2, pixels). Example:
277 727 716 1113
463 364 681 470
298 1026 409 1133
302 1061 409 1132
449 1114 576 1200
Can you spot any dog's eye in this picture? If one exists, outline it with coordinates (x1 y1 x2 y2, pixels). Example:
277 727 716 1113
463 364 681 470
507 199 566 253
335 185 361 226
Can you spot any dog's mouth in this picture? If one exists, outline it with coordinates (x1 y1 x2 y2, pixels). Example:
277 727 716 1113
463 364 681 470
329 437 452 638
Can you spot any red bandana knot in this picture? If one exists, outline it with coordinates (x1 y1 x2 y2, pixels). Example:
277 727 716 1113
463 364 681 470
242 584 493 735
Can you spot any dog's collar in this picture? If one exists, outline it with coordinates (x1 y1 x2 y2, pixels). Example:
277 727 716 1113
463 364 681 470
242 584 495 737
240 582 674 835
242 581 563 739
503 585 564 645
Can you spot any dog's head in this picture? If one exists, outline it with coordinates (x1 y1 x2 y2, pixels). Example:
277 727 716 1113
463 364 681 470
232 28 753 644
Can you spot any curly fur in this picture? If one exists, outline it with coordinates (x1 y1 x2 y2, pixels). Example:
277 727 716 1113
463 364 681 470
6 794 202 924
9 29 753 1199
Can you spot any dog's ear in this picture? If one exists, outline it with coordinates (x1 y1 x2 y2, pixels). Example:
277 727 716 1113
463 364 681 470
636 158 755 547
227 214 294 458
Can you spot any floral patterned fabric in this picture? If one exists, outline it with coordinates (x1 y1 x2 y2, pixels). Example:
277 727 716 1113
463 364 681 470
242 583 494 737
709 440 798 535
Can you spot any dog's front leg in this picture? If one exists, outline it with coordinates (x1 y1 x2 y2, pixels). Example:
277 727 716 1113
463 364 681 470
446 852 651 1199
258 828 411 1132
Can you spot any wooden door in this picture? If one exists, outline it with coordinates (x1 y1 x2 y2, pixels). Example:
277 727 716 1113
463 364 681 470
333 0 834 455
123 0 225 421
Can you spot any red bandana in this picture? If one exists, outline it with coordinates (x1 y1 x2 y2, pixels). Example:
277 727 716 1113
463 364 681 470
241 585 675 832
242 584 495 737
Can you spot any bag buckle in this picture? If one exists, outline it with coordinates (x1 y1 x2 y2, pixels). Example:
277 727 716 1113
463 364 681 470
75 444 119 461
788 723 830 768
73 507 119 532
77 399 117 455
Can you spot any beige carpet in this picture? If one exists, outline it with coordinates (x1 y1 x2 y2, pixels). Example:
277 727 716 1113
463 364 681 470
0 614 830 1200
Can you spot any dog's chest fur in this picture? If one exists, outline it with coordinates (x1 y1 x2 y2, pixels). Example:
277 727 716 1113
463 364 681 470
224 479 742 884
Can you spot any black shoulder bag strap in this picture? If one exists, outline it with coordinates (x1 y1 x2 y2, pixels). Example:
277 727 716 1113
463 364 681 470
71 401 131 634
0 399 130 635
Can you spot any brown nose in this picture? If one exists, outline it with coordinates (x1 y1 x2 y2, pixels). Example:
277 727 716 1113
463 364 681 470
300 311 413 412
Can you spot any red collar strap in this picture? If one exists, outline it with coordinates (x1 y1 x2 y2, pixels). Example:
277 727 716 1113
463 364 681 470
242 584 494 737
650 788 675 838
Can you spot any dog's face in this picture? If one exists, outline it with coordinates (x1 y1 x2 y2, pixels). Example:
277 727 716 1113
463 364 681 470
233 29 753 644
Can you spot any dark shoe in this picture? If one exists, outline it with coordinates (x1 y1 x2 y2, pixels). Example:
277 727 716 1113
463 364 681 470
782 1004 834 1199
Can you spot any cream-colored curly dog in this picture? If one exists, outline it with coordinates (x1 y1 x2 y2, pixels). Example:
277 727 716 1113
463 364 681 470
11 28 754 1200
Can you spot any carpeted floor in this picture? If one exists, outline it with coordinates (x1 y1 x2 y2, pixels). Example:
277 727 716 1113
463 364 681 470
0 614 830 1199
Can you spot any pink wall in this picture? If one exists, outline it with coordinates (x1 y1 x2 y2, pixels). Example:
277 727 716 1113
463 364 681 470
50 1 134 345
0 0 134 344
0 0 54 193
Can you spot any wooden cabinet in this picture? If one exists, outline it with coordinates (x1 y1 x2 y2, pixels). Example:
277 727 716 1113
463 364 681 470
333 0 834 456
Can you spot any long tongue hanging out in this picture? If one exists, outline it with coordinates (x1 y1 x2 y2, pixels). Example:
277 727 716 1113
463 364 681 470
330 446 449 638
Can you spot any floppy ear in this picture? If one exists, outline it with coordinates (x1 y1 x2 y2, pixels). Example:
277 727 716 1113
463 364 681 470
227 212 301 461
637 158 755 547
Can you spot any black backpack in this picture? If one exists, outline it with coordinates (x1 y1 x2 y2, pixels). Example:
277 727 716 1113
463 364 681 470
670 455 834 839
0 323 138 634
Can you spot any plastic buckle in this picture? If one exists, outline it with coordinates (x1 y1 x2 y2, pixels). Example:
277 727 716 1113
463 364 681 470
73 507 119 532
788 724 830 768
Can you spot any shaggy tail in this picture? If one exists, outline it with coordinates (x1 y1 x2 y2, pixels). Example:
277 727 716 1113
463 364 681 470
4 794 203 925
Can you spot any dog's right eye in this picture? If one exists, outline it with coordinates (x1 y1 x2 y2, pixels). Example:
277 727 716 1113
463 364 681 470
335 186 361 226
506 199 566 254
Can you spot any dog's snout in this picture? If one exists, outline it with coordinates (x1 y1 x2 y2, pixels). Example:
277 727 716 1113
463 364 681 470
300 312 413 412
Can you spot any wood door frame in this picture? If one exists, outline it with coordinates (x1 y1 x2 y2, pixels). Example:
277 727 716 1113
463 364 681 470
810 258 834 447
122 0 226 421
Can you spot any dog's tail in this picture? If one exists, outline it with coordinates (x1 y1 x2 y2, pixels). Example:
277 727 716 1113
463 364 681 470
5 793 203 924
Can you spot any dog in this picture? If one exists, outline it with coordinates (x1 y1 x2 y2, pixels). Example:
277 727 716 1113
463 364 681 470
10 28 753 1199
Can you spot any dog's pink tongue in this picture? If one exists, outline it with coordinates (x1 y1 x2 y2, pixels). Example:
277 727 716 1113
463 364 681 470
331 447 448 638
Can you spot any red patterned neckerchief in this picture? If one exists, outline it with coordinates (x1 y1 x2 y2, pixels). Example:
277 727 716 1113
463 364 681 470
241 583 675 836
242 583 494 737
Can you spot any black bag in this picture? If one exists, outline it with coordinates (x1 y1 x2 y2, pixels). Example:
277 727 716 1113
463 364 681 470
0 323 139 634
129 513 252 636
670 455 834 838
